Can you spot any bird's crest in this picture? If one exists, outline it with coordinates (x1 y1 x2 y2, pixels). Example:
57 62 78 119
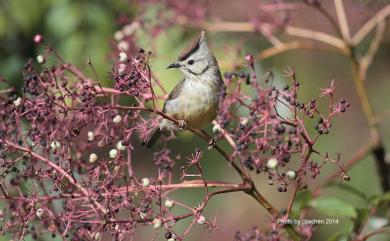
178 31 206 61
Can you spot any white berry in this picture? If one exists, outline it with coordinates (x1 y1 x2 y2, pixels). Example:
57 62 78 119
36 208 44 218
109 149 118 159
13 97 22 107
117 41 129 51
212 125 221 134
266 158 278 170
89 153 98 163
164 199 174 208
50 140 61 150
114 31 124 41
117 63 126 74
196 215 206 225
141 178 150 187
87 131 95 141
119 52 127 62
93 232 101 240
36 54 45 64
286 170 296 180
116 140 126 151
240 118 248 126
152 218 162 229
112 115 122 124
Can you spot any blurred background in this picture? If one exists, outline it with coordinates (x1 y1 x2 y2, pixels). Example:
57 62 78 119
0 0 390 240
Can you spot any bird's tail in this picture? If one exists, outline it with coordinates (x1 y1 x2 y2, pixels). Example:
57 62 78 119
142 127 162 148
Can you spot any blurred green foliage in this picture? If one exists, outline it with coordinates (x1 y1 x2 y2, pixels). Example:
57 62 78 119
0 1 390 241
0 0 133 90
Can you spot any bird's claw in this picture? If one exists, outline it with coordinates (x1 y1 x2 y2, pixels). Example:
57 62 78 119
178 120 187 132
208 138 216 149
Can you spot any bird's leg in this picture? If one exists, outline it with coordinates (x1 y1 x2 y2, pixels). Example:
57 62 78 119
178 120 187 132
208 137 216 149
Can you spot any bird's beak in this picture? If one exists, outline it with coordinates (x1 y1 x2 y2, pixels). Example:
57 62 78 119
167 61 181 69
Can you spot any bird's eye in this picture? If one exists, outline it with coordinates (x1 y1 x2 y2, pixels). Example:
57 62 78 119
188 60 194 65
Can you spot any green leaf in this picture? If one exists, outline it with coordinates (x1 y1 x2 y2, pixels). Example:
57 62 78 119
328 183 367 202
326 220 354 241
291 190 312 218
309 197 357 218
46 2 80 37
353 208 369 232
368 192 390 207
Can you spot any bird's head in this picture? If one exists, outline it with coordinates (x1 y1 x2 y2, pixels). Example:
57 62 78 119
167 31 216 79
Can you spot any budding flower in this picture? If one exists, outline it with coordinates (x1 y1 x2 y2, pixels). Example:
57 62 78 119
13 97 22 107
87 131 95 141
89 153 98 163
196 215 206 225
109 149 118 159
141 178 150 187
119 52 127 62
112 115 122 124
116 140 126 151
164 199 174 208
286 170 296 180
36 208 44 218
266 158 278 170
153 218 162 229
36 54 45 64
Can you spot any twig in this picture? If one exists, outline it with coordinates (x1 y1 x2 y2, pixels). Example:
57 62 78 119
352 4 390 45
356 228 390 241
334 0 351 42
314 140 376 195
4 141 108 214
360 21 386 79
284 26 347 51
258 41 343 60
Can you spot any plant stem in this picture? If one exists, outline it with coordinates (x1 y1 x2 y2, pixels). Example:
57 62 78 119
350 52 390 192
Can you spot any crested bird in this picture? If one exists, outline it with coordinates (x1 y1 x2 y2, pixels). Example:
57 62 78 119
144 31 225 148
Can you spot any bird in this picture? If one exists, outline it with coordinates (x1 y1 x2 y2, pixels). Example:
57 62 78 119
144 31 225 148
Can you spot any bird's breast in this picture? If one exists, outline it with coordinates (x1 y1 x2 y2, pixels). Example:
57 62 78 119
170 81 219 128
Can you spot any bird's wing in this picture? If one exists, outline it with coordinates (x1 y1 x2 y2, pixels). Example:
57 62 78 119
162 79 186 113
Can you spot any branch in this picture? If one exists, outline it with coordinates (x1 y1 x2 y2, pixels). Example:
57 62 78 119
4 140 108 214
352 4 390 45
314 140 377 195
357 228 390 241
0 181 242 201
284 26 347 51
334 0 351 42
178 19 348 52
360 21 386 79
258 41 342 60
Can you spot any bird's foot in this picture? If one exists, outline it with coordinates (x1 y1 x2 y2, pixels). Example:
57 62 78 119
208 138 216 150
178 120 187 132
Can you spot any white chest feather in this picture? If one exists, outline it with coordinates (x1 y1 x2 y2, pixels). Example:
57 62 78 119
164 80 219 128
